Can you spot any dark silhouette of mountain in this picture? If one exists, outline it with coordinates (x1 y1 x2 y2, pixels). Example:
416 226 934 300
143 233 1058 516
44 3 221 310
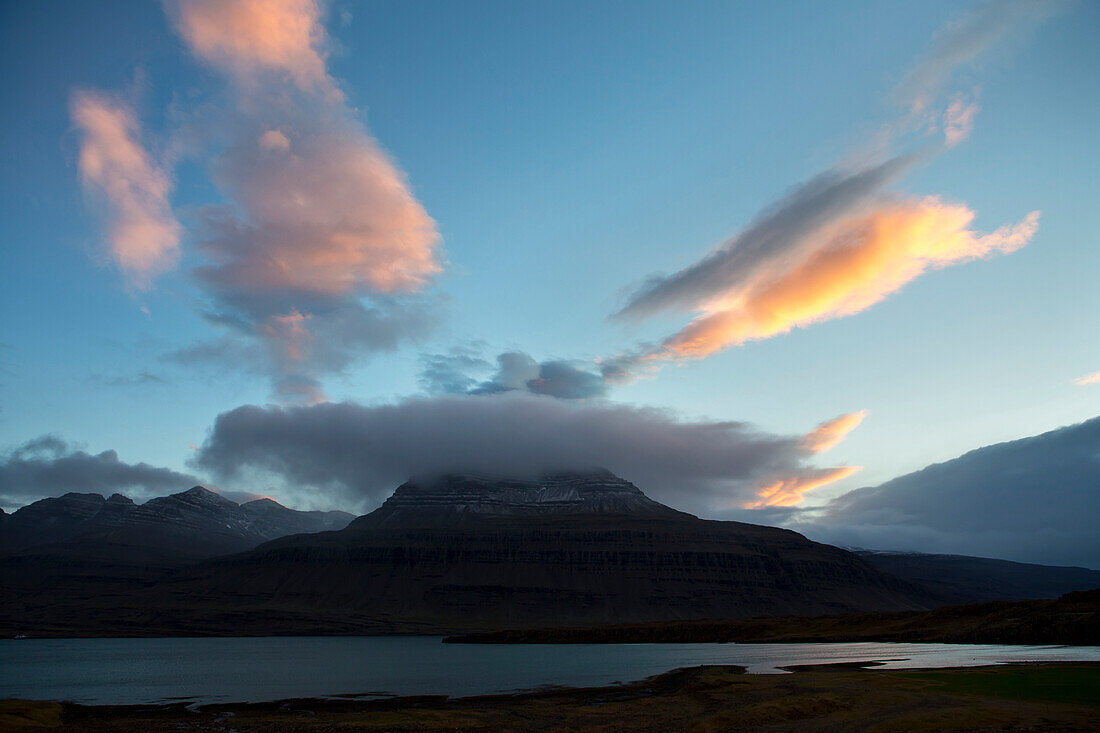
9 471 1091 638
0 486 354 561
78 471 933 636
854 550 1100 605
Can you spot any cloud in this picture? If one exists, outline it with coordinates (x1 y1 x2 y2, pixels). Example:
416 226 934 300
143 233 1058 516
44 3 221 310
71 91 181 285
170 297 438 402
893 0 1065 115
1073 370 1100 386
417 345 493 395
87 371 169 389
163 0 442 400
0 435 199 509
170 0 337 98
738 410 866 509
193 394 859 514
743 466 862 510
658 201 1039 361
420 348 609 400
611 199 1038 374
802 416 1100 568
801 410 868 453
943 94 980 147
604 3 1060 383
615 156 916 321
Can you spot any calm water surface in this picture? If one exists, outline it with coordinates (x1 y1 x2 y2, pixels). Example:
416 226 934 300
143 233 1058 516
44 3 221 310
2 637 1098 705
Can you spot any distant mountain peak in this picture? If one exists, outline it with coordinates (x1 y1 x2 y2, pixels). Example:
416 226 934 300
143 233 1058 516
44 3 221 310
356 470 688 527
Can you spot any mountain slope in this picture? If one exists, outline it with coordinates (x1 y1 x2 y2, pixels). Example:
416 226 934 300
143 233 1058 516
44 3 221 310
856 550 1100 605
109 472 934 635
0 486 353 561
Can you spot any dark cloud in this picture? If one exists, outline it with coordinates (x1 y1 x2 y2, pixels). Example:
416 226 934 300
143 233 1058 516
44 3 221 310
170 296 439 402
800 417 1100 568
0 435 199 509
420 349 609 400
417 345 492 395
193 393 831 514
613 156 916 321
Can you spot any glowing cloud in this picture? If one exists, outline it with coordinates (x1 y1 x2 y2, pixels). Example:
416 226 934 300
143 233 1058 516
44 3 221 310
163 0 442 401
1073 370 1100 386
801 410 868 453
71 91 181 285
171 0 336 97
654 200 1039 361
743 465 862 509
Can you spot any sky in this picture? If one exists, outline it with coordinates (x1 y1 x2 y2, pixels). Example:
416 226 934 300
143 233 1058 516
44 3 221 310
0 1 1097 565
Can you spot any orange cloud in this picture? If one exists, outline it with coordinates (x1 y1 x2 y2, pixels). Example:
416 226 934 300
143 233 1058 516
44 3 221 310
1073 370 1100 386
744 465 862 509
801 410 867 453
172 0 336 97
658 199 1039 360
71 91 181 285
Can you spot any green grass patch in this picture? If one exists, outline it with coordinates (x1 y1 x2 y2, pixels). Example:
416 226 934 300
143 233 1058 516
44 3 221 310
904 665 1100 707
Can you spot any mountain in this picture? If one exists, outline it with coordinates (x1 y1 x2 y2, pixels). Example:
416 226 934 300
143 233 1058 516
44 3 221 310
855 550 1100 605
0 486 354 561
90 471 934 636
0 487 355 638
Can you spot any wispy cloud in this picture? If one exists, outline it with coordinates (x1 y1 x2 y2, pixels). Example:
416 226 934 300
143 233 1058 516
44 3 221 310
943 93 980 147
801 410 868 453
604 1 1057 382
643 201 1038 363
71 91 181 286
892 0 1065 115
740 410 867 509
1073 370 1100 386
743 465 862 510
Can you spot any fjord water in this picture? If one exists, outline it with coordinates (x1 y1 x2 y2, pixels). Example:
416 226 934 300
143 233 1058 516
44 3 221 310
3 637 1099 705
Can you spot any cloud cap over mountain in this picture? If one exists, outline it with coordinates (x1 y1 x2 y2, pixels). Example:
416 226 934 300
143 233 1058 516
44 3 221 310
193 394 860 514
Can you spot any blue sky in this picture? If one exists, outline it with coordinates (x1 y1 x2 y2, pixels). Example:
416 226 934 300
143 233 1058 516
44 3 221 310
1 0 1098 519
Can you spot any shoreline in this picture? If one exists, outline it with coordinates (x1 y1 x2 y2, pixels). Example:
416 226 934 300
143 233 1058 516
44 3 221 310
3 662 1097 731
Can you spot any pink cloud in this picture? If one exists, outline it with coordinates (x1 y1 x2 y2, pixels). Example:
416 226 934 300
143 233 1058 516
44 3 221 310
171 0 337 98
71 91 181 286
1073 370 1100 386
161 0 442 401
944 95 980 147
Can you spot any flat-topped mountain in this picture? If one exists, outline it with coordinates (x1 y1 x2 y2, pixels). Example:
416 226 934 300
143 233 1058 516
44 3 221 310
113 470 934 635
358 470 690 526
0 486 354 561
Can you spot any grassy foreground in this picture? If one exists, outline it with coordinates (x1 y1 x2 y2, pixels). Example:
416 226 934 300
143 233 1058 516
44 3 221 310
1 663 1097 732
